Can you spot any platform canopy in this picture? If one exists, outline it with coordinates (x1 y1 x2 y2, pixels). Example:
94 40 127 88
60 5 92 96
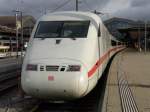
118 25 150 40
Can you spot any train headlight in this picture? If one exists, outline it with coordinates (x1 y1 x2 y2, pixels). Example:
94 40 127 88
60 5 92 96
26 64 38 71
67 65 81 72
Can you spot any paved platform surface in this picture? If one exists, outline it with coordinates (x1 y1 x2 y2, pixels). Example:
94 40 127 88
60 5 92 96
102 48 150 112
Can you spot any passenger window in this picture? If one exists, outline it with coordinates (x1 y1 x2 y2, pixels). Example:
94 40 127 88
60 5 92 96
111 40 117 46
98 24 101 37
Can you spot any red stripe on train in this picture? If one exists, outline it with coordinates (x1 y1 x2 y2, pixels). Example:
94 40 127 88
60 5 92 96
88 46 124 78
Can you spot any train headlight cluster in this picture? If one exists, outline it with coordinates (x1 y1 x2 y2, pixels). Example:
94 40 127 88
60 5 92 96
26 64 38 71
26 64 81 72
67 65 81 72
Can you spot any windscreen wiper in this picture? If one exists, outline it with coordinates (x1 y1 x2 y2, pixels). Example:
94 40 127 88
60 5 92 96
69 35 76 40
71 37 76 40
36 34 47 40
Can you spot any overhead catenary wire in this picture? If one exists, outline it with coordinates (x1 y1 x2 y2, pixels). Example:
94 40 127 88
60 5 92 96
82 0 104 15
50 0 72 13
18 0 71 15
82 0 93 11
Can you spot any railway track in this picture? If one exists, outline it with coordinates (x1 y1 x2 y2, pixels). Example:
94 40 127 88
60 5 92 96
1 96 39 112
0 67 21 94
26 77 106 112
0 79 18 92
25 77 103 112
0 70 20 82
29 87 101 112
1 79 104 112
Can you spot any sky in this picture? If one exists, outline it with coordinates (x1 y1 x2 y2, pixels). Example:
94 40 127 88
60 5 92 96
0 0 149 21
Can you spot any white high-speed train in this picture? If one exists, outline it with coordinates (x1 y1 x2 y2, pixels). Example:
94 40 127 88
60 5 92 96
21 11 125 101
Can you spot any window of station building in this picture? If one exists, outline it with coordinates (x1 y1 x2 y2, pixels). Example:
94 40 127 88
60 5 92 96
118 42 121 45
2 36 9 40
13 48 17 51
111 40 117 46
12 43 16 46
11 38 16 40
4 43 10 46
0 49 4 53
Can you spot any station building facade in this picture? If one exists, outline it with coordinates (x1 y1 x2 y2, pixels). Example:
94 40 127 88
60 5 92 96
105 17 150 51
0 16 36 52
104 17 138 41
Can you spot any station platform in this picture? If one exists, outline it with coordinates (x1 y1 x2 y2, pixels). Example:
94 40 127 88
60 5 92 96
102 48 150 112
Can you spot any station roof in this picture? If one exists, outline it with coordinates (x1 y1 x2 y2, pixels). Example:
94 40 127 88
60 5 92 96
118 25 150 40
104 17 137 25
118 26 150 32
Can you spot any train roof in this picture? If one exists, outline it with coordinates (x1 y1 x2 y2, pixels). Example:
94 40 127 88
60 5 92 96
38 11 103 29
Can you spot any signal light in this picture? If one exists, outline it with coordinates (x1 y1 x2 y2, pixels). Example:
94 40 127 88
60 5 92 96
67 65 81 72
26 64 38 71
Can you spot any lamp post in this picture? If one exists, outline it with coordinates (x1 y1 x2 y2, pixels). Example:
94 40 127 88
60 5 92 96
20 11 23 58
76 0 78 11
145 21 147 53
15 11 19 58
13 10 23 58
138 24 141 52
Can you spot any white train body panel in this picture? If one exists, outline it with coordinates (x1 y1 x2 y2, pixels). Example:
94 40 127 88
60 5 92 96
21 11 124 101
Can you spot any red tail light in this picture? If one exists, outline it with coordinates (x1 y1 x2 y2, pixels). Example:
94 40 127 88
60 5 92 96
26 64 38 71
67 65 81 72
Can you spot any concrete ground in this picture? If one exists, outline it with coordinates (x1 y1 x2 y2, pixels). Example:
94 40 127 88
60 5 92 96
102 48 150 112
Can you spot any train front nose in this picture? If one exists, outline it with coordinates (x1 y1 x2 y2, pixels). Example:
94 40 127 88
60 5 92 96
21 59 88 100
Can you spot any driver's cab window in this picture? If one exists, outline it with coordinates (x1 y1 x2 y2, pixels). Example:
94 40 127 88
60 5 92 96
98 24 101 37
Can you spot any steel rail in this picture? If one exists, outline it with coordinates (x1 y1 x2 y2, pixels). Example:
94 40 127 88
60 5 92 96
0 79 18 92
0 71 20 82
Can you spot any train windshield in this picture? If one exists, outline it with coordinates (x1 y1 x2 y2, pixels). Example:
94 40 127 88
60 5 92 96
35 21 90 38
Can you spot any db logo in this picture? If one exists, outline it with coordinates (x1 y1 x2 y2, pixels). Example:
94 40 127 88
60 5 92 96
48 76 54 81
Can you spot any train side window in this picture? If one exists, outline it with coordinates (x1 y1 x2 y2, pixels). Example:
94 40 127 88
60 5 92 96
98 24 101 37
111 40 116 46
